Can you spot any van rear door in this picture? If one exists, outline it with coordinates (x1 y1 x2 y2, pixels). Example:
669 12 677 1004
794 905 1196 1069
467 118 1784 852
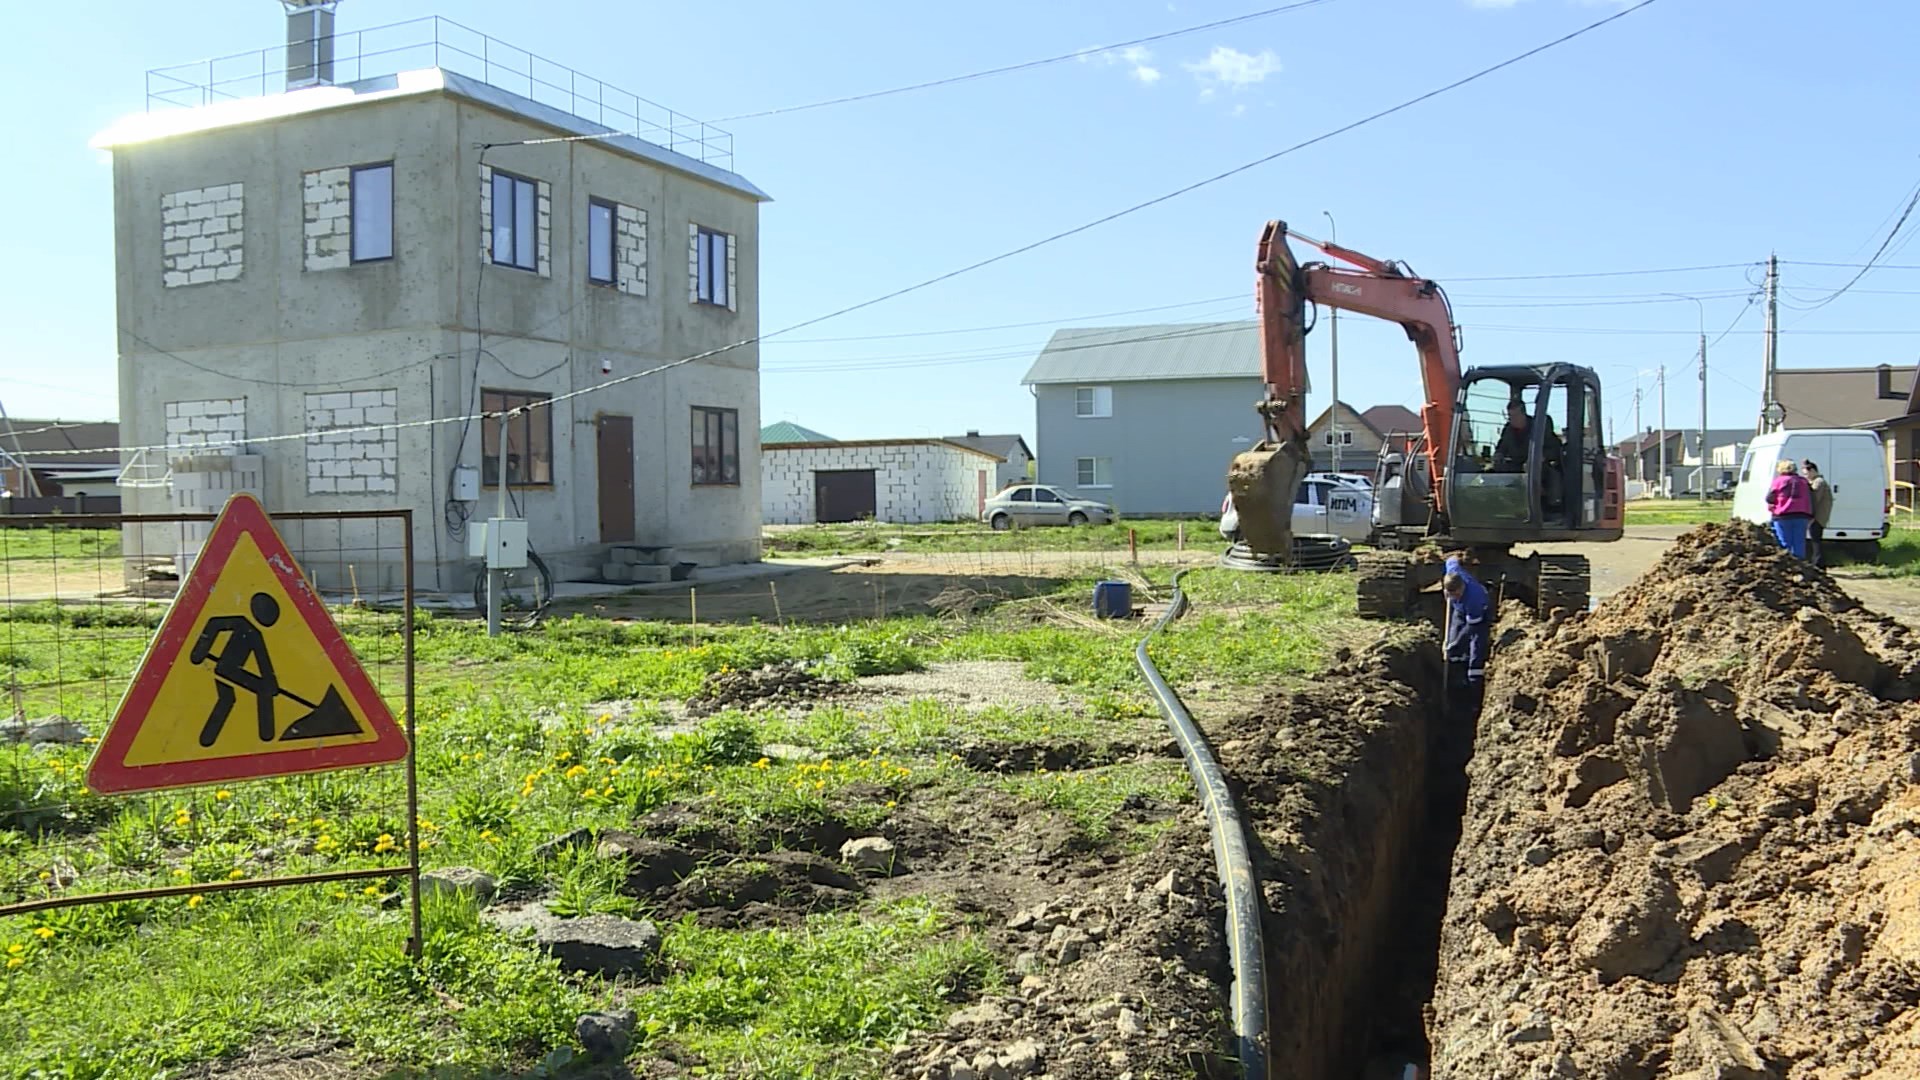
1731 440 1778 525
1824 433 1888 539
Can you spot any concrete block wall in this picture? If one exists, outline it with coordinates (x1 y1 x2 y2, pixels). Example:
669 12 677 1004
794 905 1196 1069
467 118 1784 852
761 444 992 524
301 166 352 271
166 453 265 577
303 388 399 495
616 204 648 296
478 163 553 277
161 183 244 288
164 397 247 449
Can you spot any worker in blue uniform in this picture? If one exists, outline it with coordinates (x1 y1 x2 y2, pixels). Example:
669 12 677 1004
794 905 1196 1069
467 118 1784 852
1442 554 1490 718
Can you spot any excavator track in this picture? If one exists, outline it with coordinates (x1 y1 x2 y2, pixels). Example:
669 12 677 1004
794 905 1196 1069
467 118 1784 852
1534 554 1591 618
1354 551 1416 620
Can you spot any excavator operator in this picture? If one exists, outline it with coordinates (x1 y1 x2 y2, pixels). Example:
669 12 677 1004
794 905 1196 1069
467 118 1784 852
1492 397 1567 517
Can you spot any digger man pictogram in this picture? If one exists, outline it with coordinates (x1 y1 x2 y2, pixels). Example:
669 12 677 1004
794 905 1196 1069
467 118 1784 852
188 591 362 748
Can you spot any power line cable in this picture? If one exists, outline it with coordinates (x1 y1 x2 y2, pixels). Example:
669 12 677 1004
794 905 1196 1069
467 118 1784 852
1787 179 1920 312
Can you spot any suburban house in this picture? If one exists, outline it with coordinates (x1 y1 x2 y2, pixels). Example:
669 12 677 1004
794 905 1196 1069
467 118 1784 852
1 420 124 510
1615 428 1754 494
1361 404 1424 454
1021 322 1263 514
1304 402 1384 473
1773 364 1916 430
96 7 769 593
761 421 835 446
942 431 1033 491
761 439 1003 524
1868 371 1920 512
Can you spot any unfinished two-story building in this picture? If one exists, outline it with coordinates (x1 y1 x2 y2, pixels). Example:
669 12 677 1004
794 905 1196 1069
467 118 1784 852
96 5 769 593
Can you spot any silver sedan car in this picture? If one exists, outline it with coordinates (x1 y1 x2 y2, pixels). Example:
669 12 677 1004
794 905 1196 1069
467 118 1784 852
981 484 1115 529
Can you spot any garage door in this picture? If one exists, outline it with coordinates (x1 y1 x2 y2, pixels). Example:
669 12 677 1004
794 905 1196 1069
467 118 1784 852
815 470 877 523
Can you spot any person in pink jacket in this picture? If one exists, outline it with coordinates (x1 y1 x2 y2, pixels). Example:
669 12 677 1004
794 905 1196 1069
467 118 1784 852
1767 459 1814 558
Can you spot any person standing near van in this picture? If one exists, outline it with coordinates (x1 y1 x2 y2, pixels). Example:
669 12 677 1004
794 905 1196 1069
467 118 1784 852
1803 460 1833 566
1767 460 1815 559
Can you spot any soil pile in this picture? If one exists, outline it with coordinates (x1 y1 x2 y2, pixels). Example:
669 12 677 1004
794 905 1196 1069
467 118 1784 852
1430 523 1920 1079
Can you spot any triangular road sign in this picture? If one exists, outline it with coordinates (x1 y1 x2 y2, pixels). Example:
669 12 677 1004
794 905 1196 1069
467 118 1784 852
87 493 408 794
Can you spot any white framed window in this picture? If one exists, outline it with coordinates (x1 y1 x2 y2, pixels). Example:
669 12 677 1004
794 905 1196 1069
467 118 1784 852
1323 430 1353 446
491 170 538 270
1074 386 1113 418
1076 457 1112 487
350 163 393 262
695 226 730 307
588 198 616 286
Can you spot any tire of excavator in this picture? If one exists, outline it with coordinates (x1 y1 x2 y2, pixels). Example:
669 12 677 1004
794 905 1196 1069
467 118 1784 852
1535 553 1591 618
1354 550 1416 620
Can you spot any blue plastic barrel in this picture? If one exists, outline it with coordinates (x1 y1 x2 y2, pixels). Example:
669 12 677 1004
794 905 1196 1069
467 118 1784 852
1093 580 1132 619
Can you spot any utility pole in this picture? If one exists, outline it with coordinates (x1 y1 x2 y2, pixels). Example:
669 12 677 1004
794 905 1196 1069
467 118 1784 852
1323 210 1340 474
1760 252 1779 433
1657 365 1667 498
1632 386 1644 483
1697 326 1708 502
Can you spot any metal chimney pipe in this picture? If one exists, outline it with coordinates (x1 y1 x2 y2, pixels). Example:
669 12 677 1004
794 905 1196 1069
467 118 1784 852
283 0 340 90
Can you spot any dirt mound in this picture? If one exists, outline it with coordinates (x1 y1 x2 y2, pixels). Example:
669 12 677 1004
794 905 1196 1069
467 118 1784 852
685 660 839 716
1430 523 1920 1079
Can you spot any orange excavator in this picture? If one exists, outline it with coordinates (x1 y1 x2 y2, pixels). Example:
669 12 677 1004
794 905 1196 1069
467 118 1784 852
1225 220 1626 619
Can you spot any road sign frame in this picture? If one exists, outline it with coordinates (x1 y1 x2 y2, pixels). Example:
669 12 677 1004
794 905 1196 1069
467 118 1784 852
86 493 409 795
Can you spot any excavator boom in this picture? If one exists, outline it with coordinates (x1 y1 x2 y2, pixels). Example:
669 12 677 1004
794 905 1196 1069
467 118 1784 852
1228 220 1465 559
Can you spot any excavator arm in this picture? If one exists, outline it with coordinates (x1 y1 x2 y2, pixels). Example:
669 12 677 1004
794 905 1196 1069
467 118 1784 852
1228 220 1465 557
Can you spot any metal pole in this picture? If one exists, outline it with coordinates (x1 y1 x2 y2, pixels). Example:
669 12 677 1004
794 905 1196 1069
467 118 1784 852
1633 386 1643 483
1323 210 1340 475
401 509 422 960
1657 365 1667 498
486 410 506 637
1762 252 1779 433
1698 328 1708 502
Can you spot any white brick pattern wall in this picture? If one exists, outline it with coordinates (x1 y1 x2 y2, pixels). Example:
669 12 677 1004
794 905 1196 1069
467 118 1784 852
687 224 737 312
302 166 352 271
616 204 647 296
479 164 552 278
164 398 247 449
303 389 399 495
761 444 991 524
161 184 244 288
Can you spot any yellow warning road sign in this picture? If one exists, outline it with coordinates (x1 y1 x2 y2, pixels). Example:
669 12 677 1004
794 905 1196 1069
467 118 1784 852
86 494 408 794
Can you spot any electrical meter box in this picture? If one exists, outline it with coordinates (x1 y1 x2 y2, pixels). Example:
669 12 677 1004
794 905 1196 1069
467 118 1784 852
452 465 480 502
465 519 529 569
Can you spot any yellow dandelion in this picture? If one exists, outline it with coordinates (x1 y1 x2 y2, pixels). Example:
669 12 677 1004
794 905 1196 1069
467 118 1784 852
227 869 246 881
186 895 204 909
330 889 348 900
314 835 340 853
37 871 51 882
373 835 398 854
5 957 21 970
213 790 232 801
5 944 21 956
814 779 825 791
600 756 617 766
557 750 573 762
885 800 897 809
580 788 597 799
752 757 770 769
597 713 612 722
311 817 328 828
363 885 380 897
565 764 589 780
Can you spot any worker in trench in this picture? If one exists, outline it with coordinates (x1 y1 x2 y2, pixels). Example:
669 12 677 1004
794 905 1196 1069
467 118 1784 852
1442 554 1491 719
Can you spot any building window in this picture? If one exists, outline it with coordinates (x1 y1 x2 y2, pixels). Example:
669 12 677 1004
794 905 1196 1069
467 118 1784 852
1323 430 1354 446
692 406 739 486
588 198 616 286
350 163 393 263
695 226 730 307
1076 457 1112 487
480 389 552 486
1074 386 1113 418
490 171 539 270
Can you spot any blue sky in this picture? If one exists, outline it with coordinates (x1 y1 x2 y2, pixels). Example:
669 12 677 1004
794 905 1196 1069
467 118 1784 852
4 0 1918 450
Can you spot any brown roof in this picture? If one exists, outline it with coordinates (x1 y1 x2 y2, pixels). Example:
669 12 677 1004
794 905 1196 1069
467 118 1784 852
0 419 120 461
1360 404 1422 436
1773 365 1916 429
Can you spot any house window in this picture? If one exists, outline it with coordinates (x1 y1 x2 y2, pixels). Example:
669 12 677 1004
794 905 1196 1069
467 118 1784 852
480 389 552 486
588 199 616 285
1076 457 1112 487
1074 386 1113 418
695 227 730 307
1323 430 1354 446
490 171 539 270
351 163 393 262
692 406 739 486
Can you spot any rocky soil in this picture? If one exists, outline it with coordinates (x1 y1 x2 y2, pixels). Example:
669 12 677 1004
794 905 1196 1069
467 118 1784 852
1429 523 1920 1079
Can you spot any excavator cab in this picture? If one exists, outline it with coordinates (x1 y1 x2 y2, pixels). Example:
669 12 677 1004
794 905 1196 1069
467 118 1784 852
1445 364 1624 544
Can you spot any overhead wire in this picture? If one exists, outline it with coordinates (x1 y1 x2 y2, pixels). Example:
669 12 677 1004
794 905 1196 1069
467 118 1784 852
1787 176 1920 311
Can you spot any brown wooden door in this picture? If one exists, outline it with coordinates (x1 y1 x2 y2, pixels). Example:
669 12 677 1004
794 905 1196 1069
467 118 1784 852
596 415 635 542
814 469 877 523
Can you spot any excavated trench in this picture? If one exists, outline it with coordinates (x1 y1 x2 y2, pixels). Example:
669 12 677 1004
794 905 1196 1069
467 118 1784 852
1207 629 1477 1080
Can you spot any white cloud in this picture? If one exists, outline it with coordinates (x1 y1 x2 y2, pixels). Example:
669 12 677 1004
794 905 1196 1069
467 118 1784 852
1183 46 1282 91
1083 44 1161 86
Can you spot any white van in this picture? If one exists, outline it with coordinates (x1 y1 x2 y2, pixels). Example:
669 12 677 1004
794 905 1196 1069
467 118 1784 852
1732 429 1889 554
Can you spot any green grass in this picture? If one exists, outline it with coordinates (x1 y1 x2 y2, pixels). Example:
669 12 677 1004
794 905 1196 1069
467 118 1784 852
762 518 1212 556
1858 526 1920 578
0 528 122 561
0 561 1361 1078
1622 501 1732 526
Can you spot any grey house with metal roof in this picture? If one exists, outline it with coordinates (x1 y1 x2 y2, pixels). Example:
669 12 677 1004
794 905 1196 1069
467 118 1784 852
98 9 769 593
1020 323 1266 515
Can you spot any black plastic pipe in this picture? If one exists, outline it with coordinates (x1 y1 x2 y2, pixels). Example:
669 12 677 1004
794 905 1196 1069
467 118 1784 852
1134 569 1270 1078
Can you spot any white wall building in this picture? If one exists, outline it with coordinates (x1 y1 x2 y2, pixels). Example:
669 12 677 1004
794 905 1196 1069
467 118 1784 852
763 440 1004 524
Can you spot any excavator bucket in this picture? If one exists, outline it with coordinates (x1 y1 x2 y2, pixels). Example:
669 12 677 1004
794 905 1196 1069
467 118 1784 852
1227 438 1311 559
